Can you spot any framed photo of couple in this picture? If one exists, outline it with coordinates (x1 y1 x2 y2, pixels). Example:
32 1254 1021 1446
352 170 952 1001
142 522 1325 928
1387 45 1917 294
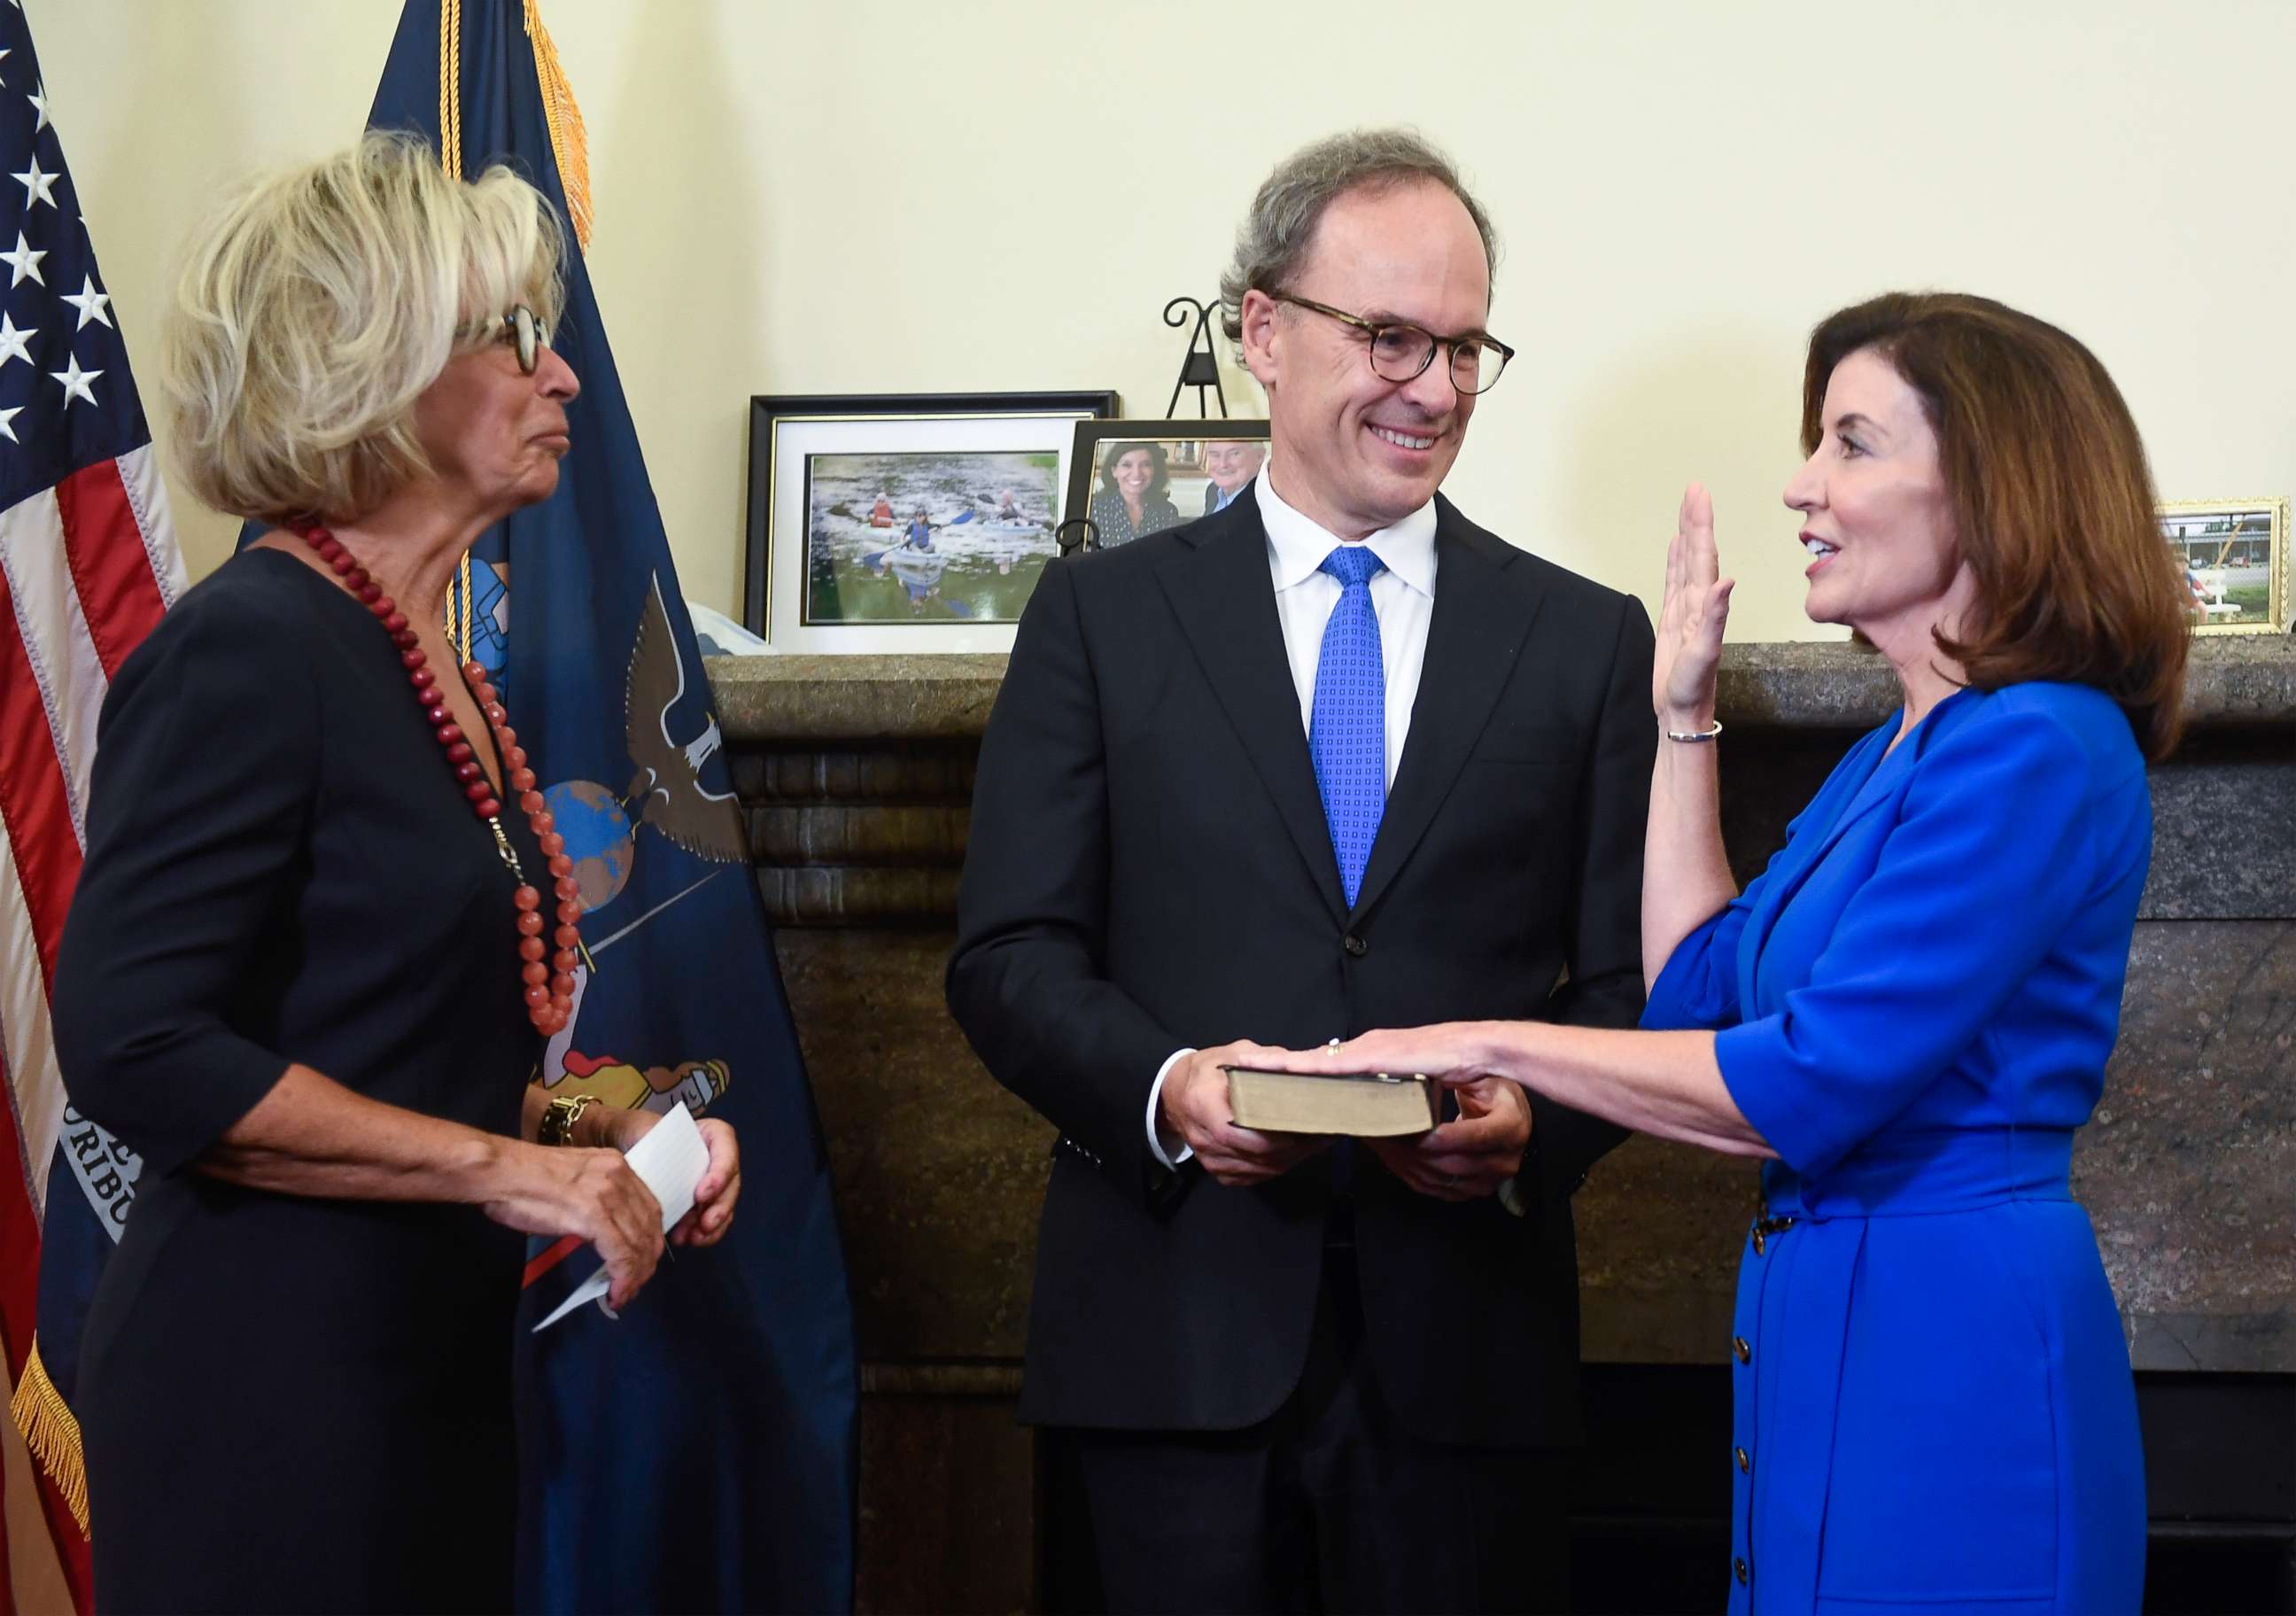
745 390 1119 651
1062 422 1273 553
2160 498 2290 635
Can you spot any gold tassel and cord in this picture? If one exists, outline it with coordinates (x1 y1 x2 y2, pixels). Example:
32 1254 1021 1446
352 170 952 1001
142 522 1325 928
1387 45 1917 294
442 0 472 659
10 1338 90 1534
441 0 595 659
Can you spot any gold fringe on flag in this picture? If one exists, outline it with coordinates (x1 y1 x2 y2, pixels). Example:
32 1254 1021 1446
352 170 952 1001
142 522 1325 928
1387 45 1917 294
523 0 593 253
9 1337 90 1534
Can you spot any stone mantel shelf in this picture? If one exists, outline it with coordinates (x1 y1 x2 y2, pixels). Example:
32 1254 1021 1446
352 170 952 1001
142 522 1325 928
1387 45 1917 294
710 639 2296 745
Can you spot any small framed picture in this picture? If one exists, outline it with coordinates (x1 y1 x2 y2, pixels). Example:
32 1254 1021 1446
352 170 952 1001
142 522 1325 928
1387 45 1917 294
745 391 1119 649
1063 421 1272 551
2160 498 2289 635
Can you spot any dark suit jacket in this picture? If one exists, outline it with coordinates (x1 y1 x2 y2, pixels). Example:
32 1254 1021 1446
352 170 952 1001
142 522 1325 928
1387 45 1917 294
946 492 1655 1447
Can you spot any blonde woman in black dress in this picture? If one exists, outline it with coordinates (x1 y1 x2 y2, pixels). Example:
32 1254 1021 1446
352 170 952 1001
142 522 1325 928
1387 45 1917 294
51 134 741 1614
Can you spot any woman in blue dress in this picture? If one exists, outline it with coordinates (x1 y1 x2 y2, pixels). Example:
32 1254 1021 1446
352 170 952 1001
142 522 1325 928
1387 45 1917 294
1273 292 2191 1613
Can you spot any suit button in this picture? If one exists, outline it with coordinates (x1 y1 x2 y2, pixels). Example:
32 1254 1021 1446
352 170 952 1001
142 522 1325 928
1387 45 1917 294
1734 1557 1749 1585
1735 1446 1749 1473
1343 934 1368 957
1733 1335 1751 1364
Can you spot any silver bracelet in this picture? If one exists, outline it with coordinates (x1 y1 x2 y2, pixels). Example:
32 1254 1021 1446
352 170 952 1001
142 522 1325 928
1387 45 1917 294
1664 719 1724 743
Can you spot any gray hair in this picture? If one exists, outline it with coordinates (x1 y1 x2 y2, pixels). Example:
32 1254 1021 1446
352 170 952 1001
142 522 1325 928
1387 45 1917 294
1218 128 1499 344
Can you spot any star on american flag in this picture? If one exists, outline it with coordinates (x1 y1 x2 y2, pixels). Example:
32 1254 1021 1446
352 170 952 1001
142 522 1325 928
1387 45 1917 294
0 228 42 284
47 349 97 406
10 148 51 208
0 27 157 512
60 272 106 329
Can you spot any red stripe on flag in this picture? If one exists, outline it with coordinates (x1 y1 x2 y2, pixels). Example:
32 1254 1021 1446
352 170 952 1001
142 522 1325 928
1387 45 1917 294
55 458 166 680
0 559 75 1369
0 556 83 1610
0 565 82 991
523 1233 583 1287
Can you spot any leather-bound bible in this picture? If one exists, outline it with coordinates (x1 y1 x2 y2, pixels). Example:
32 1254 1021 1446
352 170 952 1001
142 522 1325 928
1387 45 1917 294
1222 1066 1439 1137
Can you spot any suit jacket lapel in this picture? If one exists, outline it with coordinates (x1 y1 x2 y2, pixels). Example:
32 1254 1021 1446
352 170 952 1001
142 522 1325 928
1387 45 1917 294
1154 501 1348 922
1351 501 1544 920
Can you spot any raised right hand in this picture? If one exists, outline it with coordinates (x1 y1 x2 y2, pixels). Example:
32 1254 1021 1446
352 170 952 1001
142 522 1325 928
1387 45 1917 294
1654 483 1734 728
480 1143 665 1311
1160 1039 1333 1187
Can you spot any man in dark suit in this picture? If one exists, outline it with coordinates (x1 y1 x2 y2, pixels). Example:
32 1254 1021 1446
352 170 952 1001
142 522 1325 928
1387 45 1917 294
1200 438 1267 516
948 128 1654 1615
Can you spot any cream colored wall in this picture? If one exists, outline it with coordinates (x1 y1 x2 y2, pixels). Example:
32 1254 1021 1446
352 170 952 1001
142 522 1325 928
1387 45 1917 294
34 0 2296 641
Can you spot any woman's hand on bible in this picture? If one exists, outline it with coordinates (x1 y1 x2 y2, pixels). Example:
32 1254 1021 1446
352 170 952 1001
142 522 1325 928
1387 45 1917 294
1654 483 1734 728
1265 1022 1501 1092
481 1143 665 1311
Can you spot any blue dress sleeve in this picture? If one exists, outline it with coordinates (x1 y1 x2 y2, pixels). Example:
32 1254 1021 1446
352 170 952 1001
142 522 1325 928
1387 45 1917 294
1714 701 2134 1179
1641 906 1746 1030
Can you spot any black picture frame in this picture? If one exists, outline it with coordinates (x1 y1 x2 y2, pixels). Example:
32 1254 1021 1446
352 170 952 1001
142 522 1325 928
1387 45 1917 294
1063 419 1273 553
745 390 1120 641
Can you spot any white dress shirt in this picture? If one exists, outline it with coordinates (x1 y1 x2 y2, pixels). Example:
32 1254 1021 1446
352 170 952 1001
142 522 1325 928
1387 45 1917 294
1145 471 1440 1166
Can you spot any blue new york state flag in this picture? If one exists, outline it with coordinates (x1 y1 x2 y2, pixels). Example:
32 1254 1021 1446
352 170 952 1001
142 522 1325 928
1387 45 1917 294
353 4 858 1609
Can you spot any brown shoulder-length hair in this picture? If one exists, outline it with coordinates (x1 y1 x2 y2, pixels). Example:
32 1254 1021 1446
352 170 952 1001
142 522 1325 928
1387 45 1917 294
1802 292 2190 759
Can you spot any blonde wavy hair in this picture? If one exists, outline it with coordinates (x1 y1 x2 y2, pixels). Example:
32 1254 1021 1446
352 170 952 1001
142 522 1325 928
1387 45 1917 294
159 129 566 525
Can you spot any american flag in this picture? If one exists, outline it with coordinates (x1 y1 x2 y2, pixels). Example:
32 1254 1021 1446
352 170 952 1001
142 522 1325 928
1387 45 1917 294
0 4 181 1608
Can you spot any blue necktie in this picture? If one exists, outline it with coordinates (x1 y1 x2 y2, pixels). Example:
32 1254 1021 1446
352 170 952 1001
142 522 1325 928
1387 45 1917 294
1311 545 1386 908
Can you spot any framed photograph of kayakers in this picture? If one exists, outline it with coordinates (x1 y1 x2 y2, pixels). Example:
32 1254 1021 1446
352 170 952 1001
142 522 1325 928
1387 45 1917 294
1065 420 1272 551
745 390 1119 649
2160 497 2288 634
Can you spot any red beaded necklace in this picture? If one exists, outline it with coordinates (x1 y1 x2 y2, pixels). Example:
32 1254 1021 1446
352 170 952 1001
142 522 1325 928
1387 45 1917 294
298 524 578 1037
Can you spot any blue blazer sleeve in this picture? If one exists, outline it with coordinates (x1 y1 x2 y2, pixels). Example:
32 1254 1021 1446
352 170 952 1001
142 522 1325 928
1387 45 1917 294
1714 700 2135 1179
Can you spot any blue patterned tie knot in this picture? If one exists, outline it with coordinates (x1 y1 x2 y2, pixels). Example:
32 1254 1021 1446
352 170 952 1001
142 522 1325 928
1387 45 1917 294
1311 544 1386 909
1320 543 1384 592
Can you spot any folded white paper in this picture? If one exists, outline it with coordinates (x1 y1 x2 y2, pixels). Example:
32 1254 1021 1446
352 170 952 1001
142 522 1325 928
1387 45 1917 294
531 1102 710 1332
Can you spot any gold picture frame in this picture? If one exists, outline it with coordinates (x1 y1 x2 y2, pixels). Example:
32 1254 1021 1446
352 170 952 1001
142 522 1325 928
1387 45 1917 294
2160 498 2289 635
